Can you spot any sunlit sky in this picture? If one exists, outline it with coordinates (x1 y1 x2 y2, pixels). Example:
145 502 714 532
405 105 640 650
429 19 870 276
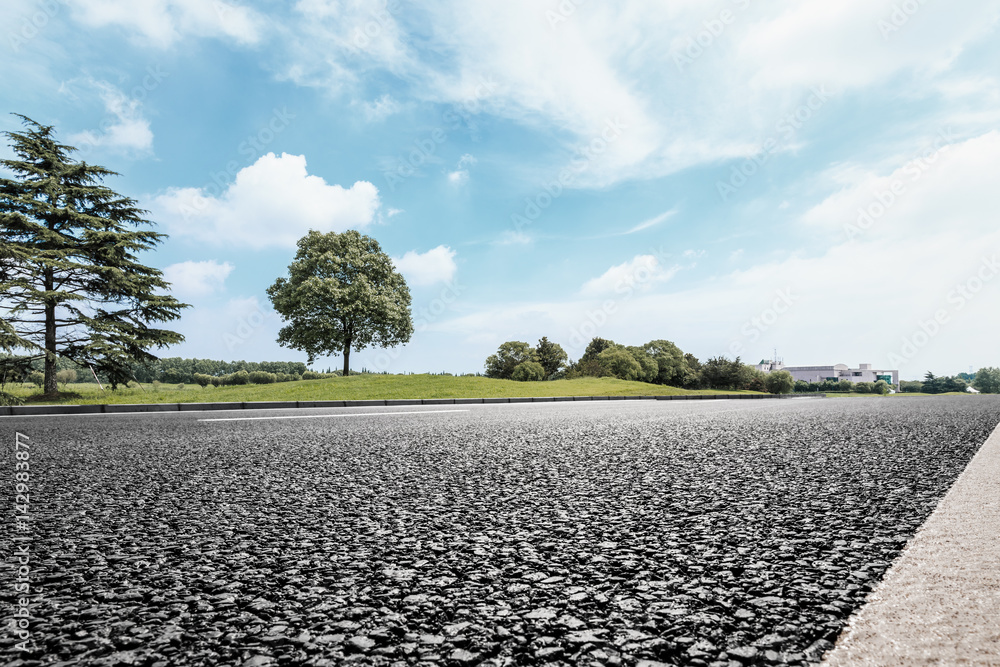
3 0 999 379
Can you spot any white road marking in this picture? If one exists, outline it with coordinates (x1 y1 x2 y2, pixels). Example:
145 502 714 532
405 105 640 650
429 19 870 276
197 409 470 423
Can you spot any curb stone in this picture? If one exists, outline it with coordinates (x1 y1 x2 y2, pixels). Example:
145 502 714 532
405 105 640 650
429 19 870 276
0 393 824 416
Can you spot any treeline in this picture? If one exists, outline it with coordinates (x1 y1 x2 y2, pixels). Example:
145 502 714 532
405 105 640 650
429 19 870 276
794 379 891 395
483 337 796 393
901 369 1000 394
6 356 308 385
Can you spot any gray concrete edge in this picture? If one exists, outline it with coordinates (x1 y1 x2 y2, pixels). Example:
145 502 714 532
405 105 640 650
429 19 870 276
0 392 821 416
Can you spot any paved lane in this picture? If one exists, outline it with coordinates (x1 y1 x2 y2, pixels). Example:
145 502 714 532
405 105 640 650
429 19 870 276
2 397 997 666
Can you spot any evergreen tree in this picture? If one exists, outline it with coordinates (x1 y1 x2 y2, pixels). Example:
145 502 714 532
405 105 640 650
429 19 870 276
0 115 188 393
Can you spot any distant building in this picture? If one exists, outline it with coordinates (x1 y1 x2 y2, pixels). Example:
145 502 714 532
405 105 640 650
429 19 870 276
756 360 899 386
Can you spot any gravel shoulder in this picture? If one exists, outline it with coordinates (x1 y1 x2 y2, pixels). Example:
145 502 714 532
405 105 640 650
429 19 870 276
823 416 1000 666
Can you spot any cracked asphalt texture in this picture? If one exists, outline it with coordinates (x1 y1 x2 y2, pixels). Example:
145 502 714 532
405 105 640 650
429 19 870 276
2 396 998 667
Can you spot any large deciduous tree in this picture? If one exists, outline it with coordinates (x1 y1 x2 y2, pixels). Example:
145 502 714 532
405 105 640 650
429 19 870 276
0 115 188 394
267 230 413 375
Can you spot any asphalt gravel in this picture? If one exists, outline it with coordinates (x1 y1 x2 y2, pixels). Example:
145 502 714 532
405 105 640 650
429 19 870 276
1 396 998 667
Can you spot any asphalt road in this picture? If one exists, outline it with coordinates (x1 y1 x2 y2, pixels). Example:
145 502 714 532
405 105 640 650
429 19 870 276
2 397 998 667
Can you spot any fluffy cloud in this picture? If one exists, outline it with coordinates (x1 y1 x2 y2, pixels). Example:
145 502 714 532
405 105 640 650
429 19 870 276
152 152 382 249
70 0 263 48
580 255 679 297
393 246 457 286
162 260 234 297
433 130 1000 376
69 80 154 155
274 0 1000 188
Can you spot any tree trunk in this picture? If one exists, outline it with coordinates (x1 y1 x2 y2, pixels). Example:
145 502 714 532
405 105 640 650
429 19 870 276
44 270 57 395
343 337 351 377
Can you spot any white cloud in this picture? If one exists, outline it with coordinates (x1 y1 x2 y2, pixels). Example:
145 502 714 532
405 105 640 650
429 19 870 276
625 209 675 234
393 246 457 286
152 152 382 249
70 0 263 48
432 129 1000 378
163 260 234 297
446 154 477 186
272 0 1000 188
580 254 680 297
362 94 403 122
494 230 532 246
69 81 154 155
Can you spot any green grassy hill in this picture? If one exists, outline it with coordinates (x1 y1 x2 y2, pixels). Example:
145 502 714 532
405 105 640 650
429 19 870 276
8 374 760 405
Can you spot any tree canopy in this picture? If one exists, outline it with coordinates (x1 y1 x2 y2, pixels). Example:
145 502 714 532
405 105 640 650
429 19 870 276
0 115 187 393
267 230 413 375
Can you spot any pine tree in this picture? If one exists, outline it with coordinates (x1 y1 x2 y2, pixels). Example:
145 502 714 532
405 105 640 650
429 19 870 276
0 115 188 394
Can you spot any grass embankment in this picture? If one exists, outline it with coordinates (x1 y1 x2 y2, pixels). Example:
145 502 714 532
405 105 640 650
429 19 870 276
6 375 758 406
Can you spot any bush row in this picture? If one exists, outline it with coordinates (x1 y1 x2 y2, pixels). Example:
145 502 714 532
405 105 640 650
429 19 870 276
484 337 795 393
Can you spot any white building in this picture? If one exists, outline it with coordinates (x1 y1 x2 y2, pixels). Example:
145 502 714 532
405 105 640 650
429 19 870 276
756 360 899 386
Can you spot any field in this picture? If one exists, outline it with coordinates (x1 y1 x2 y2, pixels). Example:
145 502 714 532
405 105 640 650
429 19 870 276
3 374 759 405
2 397 997 666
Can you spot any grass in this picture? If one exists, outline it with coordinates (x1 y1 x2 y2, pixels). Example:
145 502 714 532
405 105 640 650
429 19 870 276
3 375 762 406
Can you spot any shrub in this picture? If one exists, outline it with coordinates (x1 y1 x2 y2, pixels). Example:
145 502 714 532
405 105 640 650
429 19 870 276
597 347 642 381
873 379 890 395
56 369 77 387
511 361 546 382
151 380 162 391
573 358 612 378
854 382 874 394
28 370 44 388
837 379 854 393
900 380 924 393
248 370 277 384
764 370 795 394
484 341 535 379
301 370 324 380
192 373 214 388
626 347 658 383
745 369 768 392
225 370 250 385
211 376 222 387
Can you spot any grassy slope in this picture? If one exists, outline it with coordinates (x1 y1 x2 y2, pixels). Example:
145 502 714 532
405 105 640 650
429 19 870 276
6 375 758 405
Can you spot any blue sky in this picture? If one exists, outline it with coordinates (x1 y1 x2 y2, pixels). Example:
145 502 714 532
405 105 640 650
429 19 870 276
2 0 1000 380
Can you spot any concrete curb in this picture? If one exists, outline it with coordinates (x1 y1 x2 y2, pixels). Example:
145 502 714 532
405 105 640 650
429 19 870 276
0 392 821 417
821 419 1000 666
